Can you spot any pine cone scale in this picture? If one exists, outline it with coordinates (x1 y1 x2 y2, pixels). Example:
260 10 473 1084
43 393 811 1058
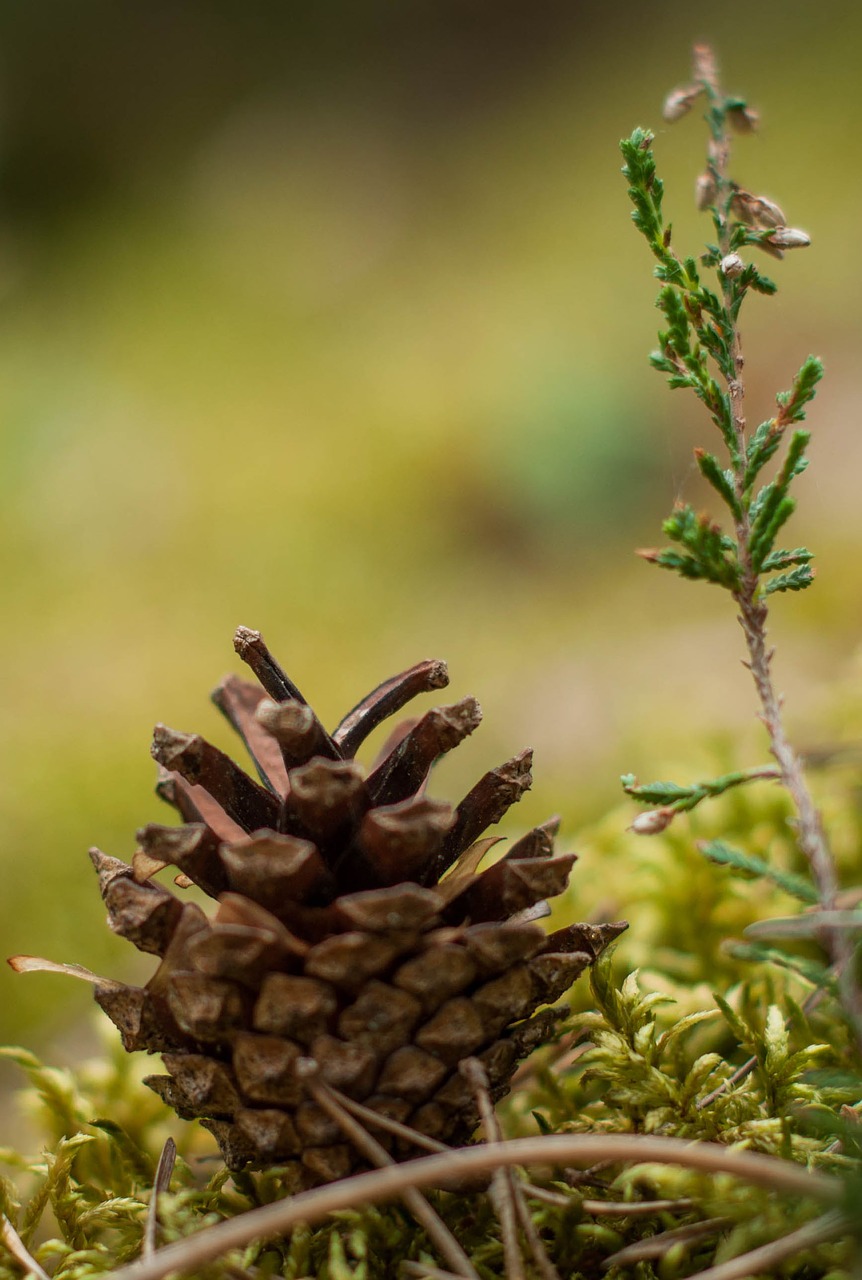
332 658 450 757
211 675 290 794
428 748 534 882
151 725 281 833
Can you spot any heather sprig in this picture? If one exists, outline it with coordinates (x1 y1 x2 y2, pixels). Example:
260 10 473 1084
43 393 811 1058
620 45 862 1051
621 66 817 598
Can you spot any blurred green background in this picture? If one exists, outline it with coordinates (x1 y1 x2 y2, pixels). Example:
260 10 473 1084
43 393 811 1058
3 0 862 1046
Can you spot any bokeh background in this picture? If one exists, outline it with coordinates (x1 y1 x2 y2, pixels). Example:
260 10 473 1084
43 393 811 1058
3 0 862 1049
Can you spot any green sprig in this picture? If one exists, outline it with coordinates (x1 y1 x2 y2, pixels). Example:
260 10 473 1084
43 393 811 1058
620 122 818 600
698 839 820 904
622 765 779 820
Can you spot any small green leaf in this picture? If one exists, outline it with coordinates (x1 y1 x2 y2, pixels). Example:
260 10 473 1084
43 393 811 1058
620 129 666 253
750 494 797 570
748 271 778 295
640 547 726 585
764 1003 789 1070
778 428 812 483
760 546 813 572
762 564 815 595
726 942 838 991
532 1111 553 1134
712 992 749 1044
695 449 742 517
657 285 692 355
656 1009 719 1055
744 419 784 489
776 355 824 424
621 777 691 804
699 840 819 903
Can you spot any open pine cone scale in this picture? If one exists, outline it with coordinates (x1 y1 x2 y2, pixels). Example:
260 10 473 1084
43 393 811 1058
20 627 626 1184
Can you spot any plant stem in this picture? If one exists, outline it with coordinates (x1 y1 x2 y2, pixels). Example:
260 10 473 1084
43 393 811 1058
303 1066 478 1280
693 45 862 1048
143 1138 177 1259
697 979 830 1108
603 1217 733 1268
0 1216 52 1280
690 1209 848 1280
102 1134 842 1280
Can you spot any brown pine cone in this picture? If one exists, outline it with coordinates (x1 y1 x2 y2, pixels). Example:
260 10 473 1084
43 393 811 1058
19 628 626 1184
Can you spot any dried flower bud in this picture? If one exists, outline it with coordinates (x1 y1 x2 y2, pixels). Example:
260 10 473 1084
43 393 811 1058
629 807 675 836
730 188 786 230
720 253 745 278
727 103 760 134
692 44 718 87
765 226 811 250
662 83 703 123
695 171 717 212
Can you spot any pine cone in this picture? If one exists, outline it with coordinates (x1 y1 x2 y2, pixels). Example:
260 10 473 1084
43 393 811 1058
32 628 626 1183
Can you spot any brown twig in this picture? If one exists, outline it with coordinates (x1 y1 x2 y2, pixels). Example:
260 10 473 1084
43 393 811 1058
462 1059 561 1280
582 1196 694 1217
143 1138 177 1259
691 1209 848 1280
518 1183 572 1209
698 965 832 1109
510 1031 592 1089
0 1216 52 1280
400 1265 465 1280
323 1086 449 1155
602 1216 732 1267
299 1062 478 1280
460 1059 525 1280
102 1134 842 1280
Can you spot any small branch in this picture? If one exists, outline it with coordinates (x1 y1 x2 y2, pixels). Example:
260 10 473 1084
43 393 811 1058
746 909 862 939
734 590 862 1038
625 765 781 834
462 1059 561 1280
510 1032 591 1088
323 1085 449 1155
691 1209 848 1280
102 1134 842 1280
143 1138 177 1259
519 1184 573 1209
460 1060 524 1280
698 978 830 1109
581 1197 694 1217
603 1216 732 1268
697 1054 758 1110
401 1265 466 1280
300 1064 478 1280
508 1197 562 1280
0 1216 52 1280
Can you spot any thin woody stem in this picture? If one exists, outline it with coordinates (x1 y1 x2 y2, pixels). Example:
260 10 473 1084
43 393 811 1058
301 1065 478 1280
693 45 862 1046
102 1134 842 1280
460 1060 525 1280
0 1216 52 1280
462 1058 561 1280
689 1209 847 1280
143 1138 177 1259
